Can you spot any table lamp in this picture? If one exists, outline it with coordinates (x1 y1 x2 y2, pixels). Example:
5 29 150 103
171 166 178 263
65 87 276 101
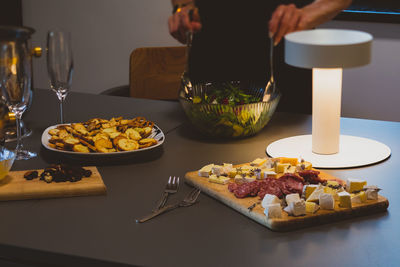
266 29 391 168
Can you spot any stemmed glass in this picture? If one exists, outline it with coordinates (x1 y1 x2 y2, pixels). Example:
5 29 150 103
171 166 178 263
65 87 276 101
0 42 37 160
47 29 73 124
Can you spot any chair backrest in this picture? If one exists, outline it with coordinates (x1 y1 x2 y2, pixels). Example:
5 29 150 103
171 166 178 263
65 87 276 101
129 46 186 100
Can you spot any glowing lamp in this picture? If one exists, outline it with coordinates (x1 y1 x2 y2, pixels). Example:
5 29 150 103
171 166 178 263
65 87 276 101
267 29 391 168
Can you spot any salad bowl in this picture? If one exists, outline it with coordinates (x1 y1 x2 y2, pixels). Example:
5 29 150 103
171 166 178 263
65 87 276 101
179 80 280 138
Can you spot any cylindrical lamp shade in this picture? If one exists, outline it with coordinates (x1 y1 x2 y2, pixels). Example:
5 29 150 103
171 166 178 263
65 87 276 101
285 29 372 69
312 68 342 154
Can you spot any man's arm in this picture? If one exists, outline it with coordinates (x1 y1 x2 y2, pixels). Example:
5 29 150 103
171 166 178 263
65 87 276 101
169 0 201 44
269 0 352 45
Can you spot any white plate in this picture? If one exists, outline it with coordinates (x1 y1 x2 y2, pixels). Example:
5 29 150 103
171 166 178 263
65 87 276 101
41 123 165 156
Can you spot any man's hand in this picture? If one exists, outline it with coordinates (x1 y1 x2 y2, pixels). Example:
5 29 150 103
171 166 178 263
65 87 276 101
269 4 307 46
168 5 201 44
269 0 352 46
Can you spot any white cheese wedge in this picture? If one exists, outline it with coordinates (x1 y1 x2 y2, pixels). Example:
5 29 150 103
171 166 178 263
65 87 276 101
254 170 262 180
285 199 306 216
211 165 224 176
286 193 300 206
324 186 339 201
338 191 351 208
198 164 214 177
363 185 379 200
319 193 335 210
264 158 279 169
208 175 230 185
366 189 378 200
264 203 282 219
305 201 319 214
250 158 267 167
306 185 324 203
346 178 367 193
262 169 277 179
261 194 281 209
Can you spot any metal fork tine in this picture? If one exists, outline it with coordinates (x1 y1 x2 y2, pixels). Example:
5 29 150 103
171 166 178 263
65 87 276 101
176 177 180 189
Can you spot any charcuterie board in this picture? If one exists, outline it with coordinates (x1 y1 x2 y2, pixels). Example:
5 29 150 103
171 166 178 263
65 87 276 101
185 167 389 231
0 167 106 201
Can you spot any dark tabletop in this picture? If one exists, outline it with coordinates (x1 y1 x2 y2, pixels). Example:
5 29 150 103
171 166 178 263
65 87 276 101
0 89 399 267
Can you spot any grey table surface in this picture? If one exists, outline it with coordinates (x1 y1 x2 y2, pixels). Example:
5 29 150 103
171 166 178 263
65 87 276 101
0 89 399 267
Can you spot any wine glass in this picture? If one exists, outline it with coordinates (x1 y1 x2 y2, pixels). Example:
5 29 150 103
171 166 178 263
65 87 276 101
0 41 37 160
47 29 73 124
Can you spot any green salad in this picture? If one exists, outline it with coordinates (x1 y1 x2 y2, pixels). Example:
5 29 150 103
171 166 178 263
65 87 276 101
192 82 260 106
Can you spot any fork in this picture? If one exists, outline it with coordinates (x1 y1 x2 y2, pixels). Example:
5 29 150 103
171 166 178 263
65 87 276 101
136 188 201 223
153 176 180 211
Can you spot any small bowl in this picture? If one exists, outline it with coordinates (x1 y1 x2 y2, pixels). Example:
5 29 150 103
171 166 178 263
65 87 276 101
0 149 15 181
179 80 281 138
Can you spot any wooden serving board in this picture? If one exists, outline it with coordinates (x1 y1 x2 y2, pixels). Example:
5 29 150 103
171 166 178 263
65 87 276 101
185 168 389 231
0 167 106 201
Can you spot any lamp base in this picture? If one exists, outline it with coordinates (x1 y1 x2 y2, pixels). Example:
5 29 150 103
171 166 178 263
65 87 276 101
266 135 391 168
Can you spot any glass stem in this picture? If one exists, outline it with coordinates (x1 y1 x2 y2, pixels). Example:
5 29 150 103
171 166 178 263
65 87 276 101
15 113 23 153
60 98 64 124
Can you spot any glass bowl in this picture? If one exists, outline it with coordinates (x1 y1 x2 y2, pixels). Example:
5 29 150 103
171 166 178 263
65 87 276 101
0 149 15 181
179 80 280 138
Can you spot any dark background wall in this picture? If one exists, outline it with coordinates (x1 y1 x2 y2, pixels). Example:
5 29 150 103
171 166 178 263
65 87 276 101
0 0 22 26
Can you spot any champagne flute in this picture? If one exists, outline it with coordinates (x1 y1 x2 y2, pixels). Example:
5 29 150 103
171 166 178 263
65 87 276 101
0 41 37 160
47 29 73 124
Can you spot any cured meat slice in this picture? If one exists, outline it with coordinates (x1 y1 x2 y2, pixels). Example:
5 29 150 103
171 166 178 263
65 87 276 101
228 182 239 192
298 170 325 184
279 174 304 195
258 178 284 199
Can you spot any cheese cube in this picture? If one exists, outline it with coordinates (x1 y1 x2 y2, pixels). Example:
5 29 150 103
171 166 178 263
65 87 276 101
326 180 340 187
209 175 230 185
346 178 367 193
302 161 312 170
244 176 256 183
303 184 319 200
305 202 319 214
351 194 362 204
275 163 290 173
338 191 351 208
285 199 306 216
358 191 367 202
250 158 267 167
280 157 298 166
319 193 335 210
198 164 214 177
264 203 282 219
286 166 297 174
263 170 277 179
306 185 324 203
286 193 300 206
261 194 281 208
366 189 378 200
228 169 237 178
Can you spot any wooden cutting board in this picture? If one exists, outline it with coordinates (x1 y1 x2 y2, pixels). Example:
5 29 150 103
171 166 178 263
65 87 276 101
185 168 389 231
0 167 106 201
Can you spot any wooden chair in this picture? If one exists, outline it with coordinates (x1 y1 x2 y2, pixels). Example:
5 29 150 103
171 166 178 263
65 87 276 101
129 46 186 100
